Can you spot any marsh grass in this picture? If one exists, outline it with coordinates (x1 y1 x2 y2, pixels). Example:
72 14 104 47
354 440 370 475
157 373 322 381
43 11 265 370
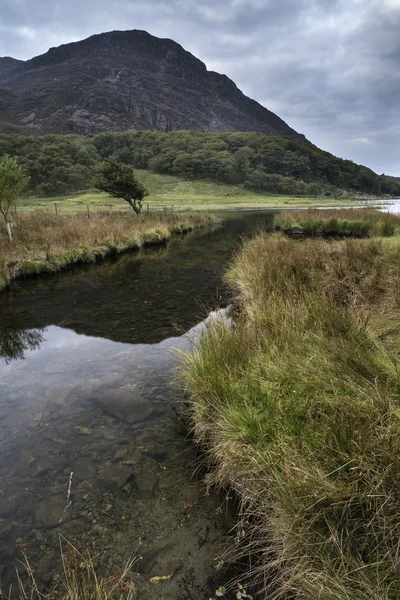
275 207 400 238
2 540 137 600
181 234 400 599
0 209 214 289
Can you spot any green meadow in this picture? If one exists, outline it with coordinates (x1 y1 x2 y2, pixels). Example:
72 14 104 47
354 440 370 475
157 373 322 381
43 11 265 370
16 170 364 214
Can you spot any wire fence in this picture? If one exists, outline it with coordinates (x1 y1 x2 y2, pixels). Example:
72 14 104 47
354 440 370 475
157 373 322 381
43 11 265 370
13 202 188 216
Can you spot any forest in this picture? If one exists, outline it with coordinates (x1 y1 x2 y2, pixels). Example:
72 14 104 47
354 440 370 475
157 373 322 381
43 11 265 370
0 130 399 198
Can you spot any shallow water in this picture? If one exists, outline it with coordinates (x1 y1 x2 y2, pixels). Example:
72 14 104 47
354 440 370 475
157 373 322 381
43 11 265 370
369 198 400 214
0 211 274 599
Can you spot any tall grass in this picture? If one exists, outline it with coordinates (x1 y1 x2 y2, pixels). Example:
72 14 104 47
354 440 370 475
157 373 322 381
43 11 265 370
1 540 137 600
0 210 214 289
275 207 400 237
181 234 400 599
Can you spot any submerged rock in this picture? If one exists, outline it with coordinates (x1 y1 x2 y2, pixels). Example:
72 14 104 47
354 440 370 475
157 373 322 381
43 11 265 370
72 458 97 482
96 463 138 495
94 388 162 424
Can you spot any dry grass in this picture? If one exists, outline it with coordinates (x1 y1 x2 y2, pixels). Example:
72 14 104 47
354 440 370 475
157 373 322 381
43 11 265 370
0 210 214 289
181 234 400 599
1 539 137 600
275 207 400 238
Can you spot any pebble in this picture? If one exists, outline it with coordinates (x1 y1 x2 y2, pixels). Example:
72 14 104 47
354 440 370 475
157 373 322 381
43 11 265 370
75 426 91 435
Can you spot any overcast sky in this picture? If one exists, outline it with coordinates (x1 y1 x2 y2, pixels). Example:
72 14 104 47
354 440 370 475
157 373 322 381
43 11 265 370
0 0 399 175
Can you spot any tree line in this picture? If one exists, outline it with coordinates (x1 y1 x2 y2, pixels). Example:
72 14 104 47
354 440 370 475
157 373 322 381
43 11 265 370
0 130 399 198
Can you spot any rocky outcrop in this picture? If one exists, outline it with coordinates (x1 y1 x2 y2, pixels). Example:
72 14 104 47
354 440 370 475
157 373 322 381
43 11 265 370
0 30 306 140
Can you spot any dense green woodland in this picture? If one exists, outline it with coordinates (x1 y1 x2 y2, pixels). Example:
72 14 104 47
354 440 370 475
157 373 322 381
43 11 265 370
0 131 398 197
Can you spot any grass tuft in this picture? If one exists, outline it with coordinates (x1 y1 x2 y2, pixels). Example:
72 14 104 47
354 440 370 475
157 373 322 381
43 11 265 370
181 233 400 599
2 539 137 600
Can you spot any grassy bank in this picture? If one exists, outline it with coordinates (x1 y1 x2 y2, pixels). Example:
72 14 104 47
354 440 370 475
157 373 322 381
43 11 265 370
276 207 400 238
0 210 214 290
16 170 365 214
182 233 400 599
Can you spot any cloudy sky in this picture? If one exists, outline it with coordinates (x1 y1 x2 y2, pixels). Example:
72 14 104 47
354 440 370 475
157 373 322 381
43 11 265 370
0 0 399 175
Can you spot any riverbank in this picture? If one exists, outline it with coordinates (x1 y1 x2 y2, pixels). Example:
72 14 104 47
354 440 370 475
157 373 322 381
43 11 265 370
275 207 400 237
182 233 400 599
0 211 267 599
0 210 215 290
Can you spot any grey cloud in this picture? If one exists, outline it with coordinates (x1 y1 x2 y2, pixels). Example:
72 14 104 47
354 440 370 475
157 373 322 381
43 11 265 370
0 0 399 175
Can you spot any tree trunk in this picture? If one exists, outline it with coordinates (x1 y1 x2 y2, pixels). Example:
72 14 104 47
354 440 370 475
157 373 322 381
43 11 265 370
126 199 141 216
6 222 12 242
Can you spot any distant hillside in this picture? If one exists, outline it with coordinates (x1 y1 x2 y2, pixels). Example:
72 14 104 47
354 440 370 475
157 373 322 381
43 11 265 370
385 175 400 184
0 29 305 140
1 131 399 198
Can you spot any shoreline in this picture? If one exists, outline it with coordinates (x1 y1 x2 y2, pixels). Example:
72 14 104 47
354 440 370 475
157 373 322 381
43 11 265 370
181 226 400 598
0 212 216 291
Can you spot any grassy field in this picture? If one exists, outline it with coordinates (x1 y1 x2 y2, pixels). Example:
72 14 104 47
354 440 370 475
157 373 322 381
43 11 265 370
0 210 214 289
16 170 365 214
181 224 400 598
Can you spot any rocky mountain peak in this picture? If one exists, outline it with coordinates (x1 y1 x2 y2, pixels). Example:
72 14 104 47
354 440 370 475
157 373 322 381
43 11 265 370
0 29 306 140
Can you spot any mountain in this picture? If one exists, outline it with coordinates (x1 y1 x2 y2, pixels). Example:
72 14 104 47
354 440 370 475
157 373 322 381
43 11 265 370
0 57 24 77
0 30 306 140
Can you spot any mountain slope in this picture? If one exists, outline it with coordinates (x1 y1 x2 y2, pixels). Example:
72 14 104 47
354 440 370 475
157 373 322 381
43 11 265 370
0 30 306 139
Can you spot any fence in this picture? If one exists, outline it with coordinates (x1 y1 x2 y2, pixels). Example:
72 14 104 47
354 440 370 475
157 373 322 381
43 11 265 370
14 203 186 216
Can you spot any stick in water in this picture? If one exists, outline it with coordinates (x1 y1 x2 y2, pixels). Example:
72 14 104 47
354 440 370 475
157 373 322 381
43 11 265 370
66 471 73 507
59 471 73 523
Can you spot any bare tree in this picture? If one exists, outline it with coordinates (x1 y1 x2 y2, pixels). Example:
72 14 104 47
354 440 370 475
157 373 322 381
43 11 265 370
0 155 29 241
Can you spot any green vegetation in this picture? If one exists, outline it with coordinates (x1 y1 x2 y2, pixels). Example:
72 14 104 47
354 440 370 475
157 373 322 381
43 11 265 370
276 207 400 238
95 159 148 215
181 227 400 599
0 154 29 240
0 131 399 200
0 210 214 290
14 171 365 215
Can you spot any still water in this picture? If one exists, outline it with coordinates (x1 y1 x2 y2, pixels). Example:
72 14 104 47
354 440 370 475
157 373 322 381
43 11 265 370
0 211 275 599
370 198 400 214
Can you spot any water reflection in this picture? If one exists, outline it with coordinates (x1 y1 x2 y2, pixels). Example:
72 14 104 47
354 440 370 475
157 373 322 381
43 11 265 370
0 211 275 598
0 302 44 364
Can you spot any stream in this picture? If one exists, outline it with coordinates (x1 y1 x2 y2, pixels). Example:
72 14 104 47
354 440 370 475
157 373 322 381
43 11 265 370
0 211 275 599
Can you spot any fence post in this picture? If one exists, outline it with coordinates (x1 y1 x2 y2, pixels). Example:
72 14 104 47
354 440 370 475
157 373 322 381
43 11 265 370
147 204 149 213
87 205 90 218
109 205 112 217
54 202 58 216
